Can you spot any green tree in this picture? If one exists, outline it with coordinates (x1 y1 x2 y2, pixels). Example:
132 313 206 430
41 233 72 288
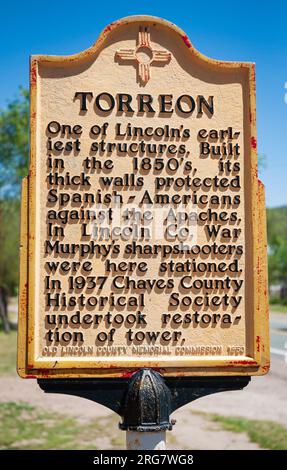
267 206 287 248
0 87 29 198
0 88 29 330
0 199 20 291
267 207 287 298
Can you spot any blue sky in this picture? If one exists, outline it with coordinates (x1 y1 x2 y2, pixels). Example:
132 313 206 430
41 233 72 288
0 0 286 207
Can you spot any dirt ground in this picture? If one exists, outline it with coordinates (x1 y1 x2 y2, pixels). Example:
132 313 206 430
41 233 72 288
0 375 263 450
1 305 286 450
1 360 285 450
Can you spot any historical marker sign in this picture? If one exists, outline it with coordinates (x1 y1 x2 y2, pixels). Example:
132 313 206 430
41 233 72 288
18 16 269 378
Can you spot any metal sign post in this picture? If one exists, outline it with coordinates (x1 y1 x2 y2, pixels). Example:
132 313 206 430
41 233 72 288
39 369 250 450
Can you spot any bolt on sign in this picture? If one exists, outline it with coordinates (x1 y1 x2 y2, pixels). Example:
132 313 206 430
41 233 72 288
18 16 269 379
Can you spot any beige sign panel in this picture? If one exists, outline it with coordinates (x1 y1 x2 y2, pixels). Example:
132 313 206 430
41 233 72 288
18 16 269 378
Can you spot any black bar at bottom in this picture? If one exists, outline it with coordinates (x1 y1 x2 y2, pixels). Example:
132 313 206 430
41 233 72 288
0 450 286 467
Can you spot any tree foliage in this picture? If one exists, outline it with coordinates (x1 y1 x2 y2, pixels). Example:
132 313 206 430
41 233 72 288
267 207 287 287
0 88 29 298
0 200 20 292
0 87 29 199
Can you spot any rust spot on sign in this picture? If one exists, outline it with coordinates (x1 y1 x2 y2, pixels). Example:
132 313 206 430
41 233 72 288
120 367 166 378
251 136 257 150
181 35 192 48
103 21 118 35
30 62 37 86
120 369 140 378
228 360 257 366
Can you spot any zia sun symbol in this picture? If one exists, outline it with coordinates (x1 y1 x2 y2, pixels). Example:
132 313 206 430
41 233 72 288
115 27 171 85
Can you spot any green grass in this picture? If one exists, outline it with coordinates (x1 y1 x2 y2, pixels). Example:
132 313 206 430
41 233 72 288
270 304 287 314
0 400 179 450
0 331 17 376
211 414 287 450
0 401 125 450
0 401 181 450
2 402 286 450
